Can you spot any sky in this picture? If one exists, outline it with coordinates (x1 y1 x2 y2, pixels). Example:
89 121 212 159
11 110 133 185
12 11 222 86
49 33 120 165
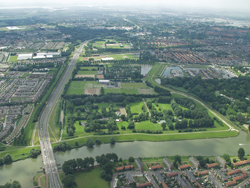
1 0 250 11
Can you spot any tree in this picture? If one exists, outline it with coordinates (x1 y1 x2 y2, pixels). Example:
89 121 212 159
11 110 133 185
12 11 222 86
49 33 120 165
62 174 77 188
110 137 116 145
3 154 12 164
75 141 79 147
62 163 73 175
95 139 102 145
101 87 104 95
10 180 21 188
0 158 3 166
89 157 95 167
238 147 245 160
29 149 40 158
87 138 95 148
161 122 166 130
223 154 231 166
129 157 135 163
174 155 181 164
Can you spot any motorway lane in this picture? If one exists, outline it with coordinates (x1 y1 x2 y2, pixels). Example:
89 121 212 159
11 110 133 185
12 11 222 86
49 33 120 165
39 42 87 188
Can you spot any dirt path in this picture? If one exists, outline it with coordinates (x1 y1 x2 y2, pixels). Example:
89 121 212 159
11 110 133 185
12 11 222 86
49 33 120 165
59 110 64 141
37 174 47 188
143 99 151 117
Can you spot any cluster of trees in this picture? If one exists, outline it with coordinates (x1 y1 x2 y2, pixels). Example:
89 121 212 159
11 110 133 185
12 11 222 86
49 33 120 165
238 147 245 160
153 86 171 95
0 154 12 166
104 65 143 80
196 156 214 168
66 115 76 136
54 142 71 152
29 149 41 158
86 137 115 148
132 129 163 134
162 76 250 125
0 181 21 188
62 157 94 188
58 26 125 43
62 157 95 175
233 65 248 73
61 42 79 57
223 154 232 167
173 155 181 169
62 152 120 187
139 51 157 63
96 153 119 181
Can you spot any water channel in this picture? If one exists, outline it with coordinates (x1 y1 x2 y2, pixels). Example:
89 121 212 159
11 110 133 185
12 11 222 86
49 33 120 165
141 64 153 76
162 66 183 77
0 131 250 187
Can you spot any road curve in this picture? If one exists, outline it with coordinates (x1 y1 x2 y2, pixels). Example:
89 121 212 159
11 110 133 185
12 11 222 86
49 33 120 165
39 41 87 188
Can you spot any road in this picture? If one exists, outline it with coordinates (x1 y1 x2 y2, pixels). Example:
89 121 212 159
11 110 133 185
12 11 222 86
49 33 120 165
39 41 87 188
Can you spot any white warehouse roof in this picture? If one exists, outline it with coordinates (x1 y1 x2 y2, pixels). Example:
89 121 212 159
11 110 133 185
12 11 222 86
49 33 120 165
17 54 32 60
37 52 61 56
101 57 114 61
99 80 110 83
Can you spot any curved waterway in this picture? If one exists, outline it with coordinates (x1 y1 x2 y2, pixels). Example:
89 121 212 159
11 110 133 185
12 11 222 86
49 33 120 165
1 131 250 187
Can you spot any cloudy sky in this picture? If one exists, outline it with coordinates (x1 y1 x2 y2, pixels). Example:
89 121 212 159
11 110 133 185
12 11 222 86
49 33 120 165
1 0 250 11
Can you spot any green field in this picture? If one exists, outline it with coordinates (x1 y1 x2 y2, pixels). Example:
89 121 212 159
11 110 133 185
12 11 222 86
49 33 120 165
130 102 144 114
67 81 102 95
104 88 138 94
67 81 85 95
135 121 162 130
80 67 98 71
9 55 18 62
122 82 147 88
74 168 110 188
74 121 86 135
77 70 97 75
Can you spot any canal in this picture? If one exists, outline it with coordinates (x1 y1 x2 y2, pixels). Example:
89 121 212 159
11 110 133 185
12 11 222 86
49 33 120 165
0 131 250 187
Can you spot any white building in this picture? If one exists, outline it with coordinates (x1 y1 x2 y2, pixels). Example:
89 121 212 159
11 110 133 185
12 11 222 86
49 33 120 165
101 57 114 61
17 54 32 60
99 80 110 85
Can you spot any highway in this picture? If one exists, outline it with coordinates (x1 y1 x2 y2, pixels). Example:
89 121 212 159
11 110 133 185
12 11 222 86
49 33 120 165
39 41 87 188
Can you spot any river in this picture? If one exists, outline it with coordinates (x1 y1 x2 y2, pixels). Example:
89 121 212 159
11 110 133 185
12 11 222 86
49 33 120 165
0 131 250 187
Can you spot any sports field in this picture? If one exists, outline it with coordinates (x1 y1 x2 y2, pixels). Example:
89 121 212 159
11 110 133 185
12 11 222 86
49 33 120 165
9 55 18 62
67 81 85 95
121 82 147 88
78 70 97 75
104 88 138 94
67 81 102 95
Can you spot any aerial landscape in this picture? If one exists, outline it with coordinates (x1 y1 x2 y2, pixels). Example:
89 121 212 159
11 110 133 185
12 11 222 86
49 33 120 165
1 0 250 187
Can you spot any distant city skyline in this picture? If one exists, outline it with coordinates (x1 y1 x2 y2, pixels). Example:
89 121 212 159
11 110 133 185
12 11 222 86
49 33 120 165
0 0 250 11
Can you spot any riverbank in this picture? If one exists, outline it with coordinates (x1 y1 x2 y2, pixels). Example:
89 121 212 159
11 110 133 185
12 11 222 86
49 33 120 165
1 130 250 188
0 129 239 164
